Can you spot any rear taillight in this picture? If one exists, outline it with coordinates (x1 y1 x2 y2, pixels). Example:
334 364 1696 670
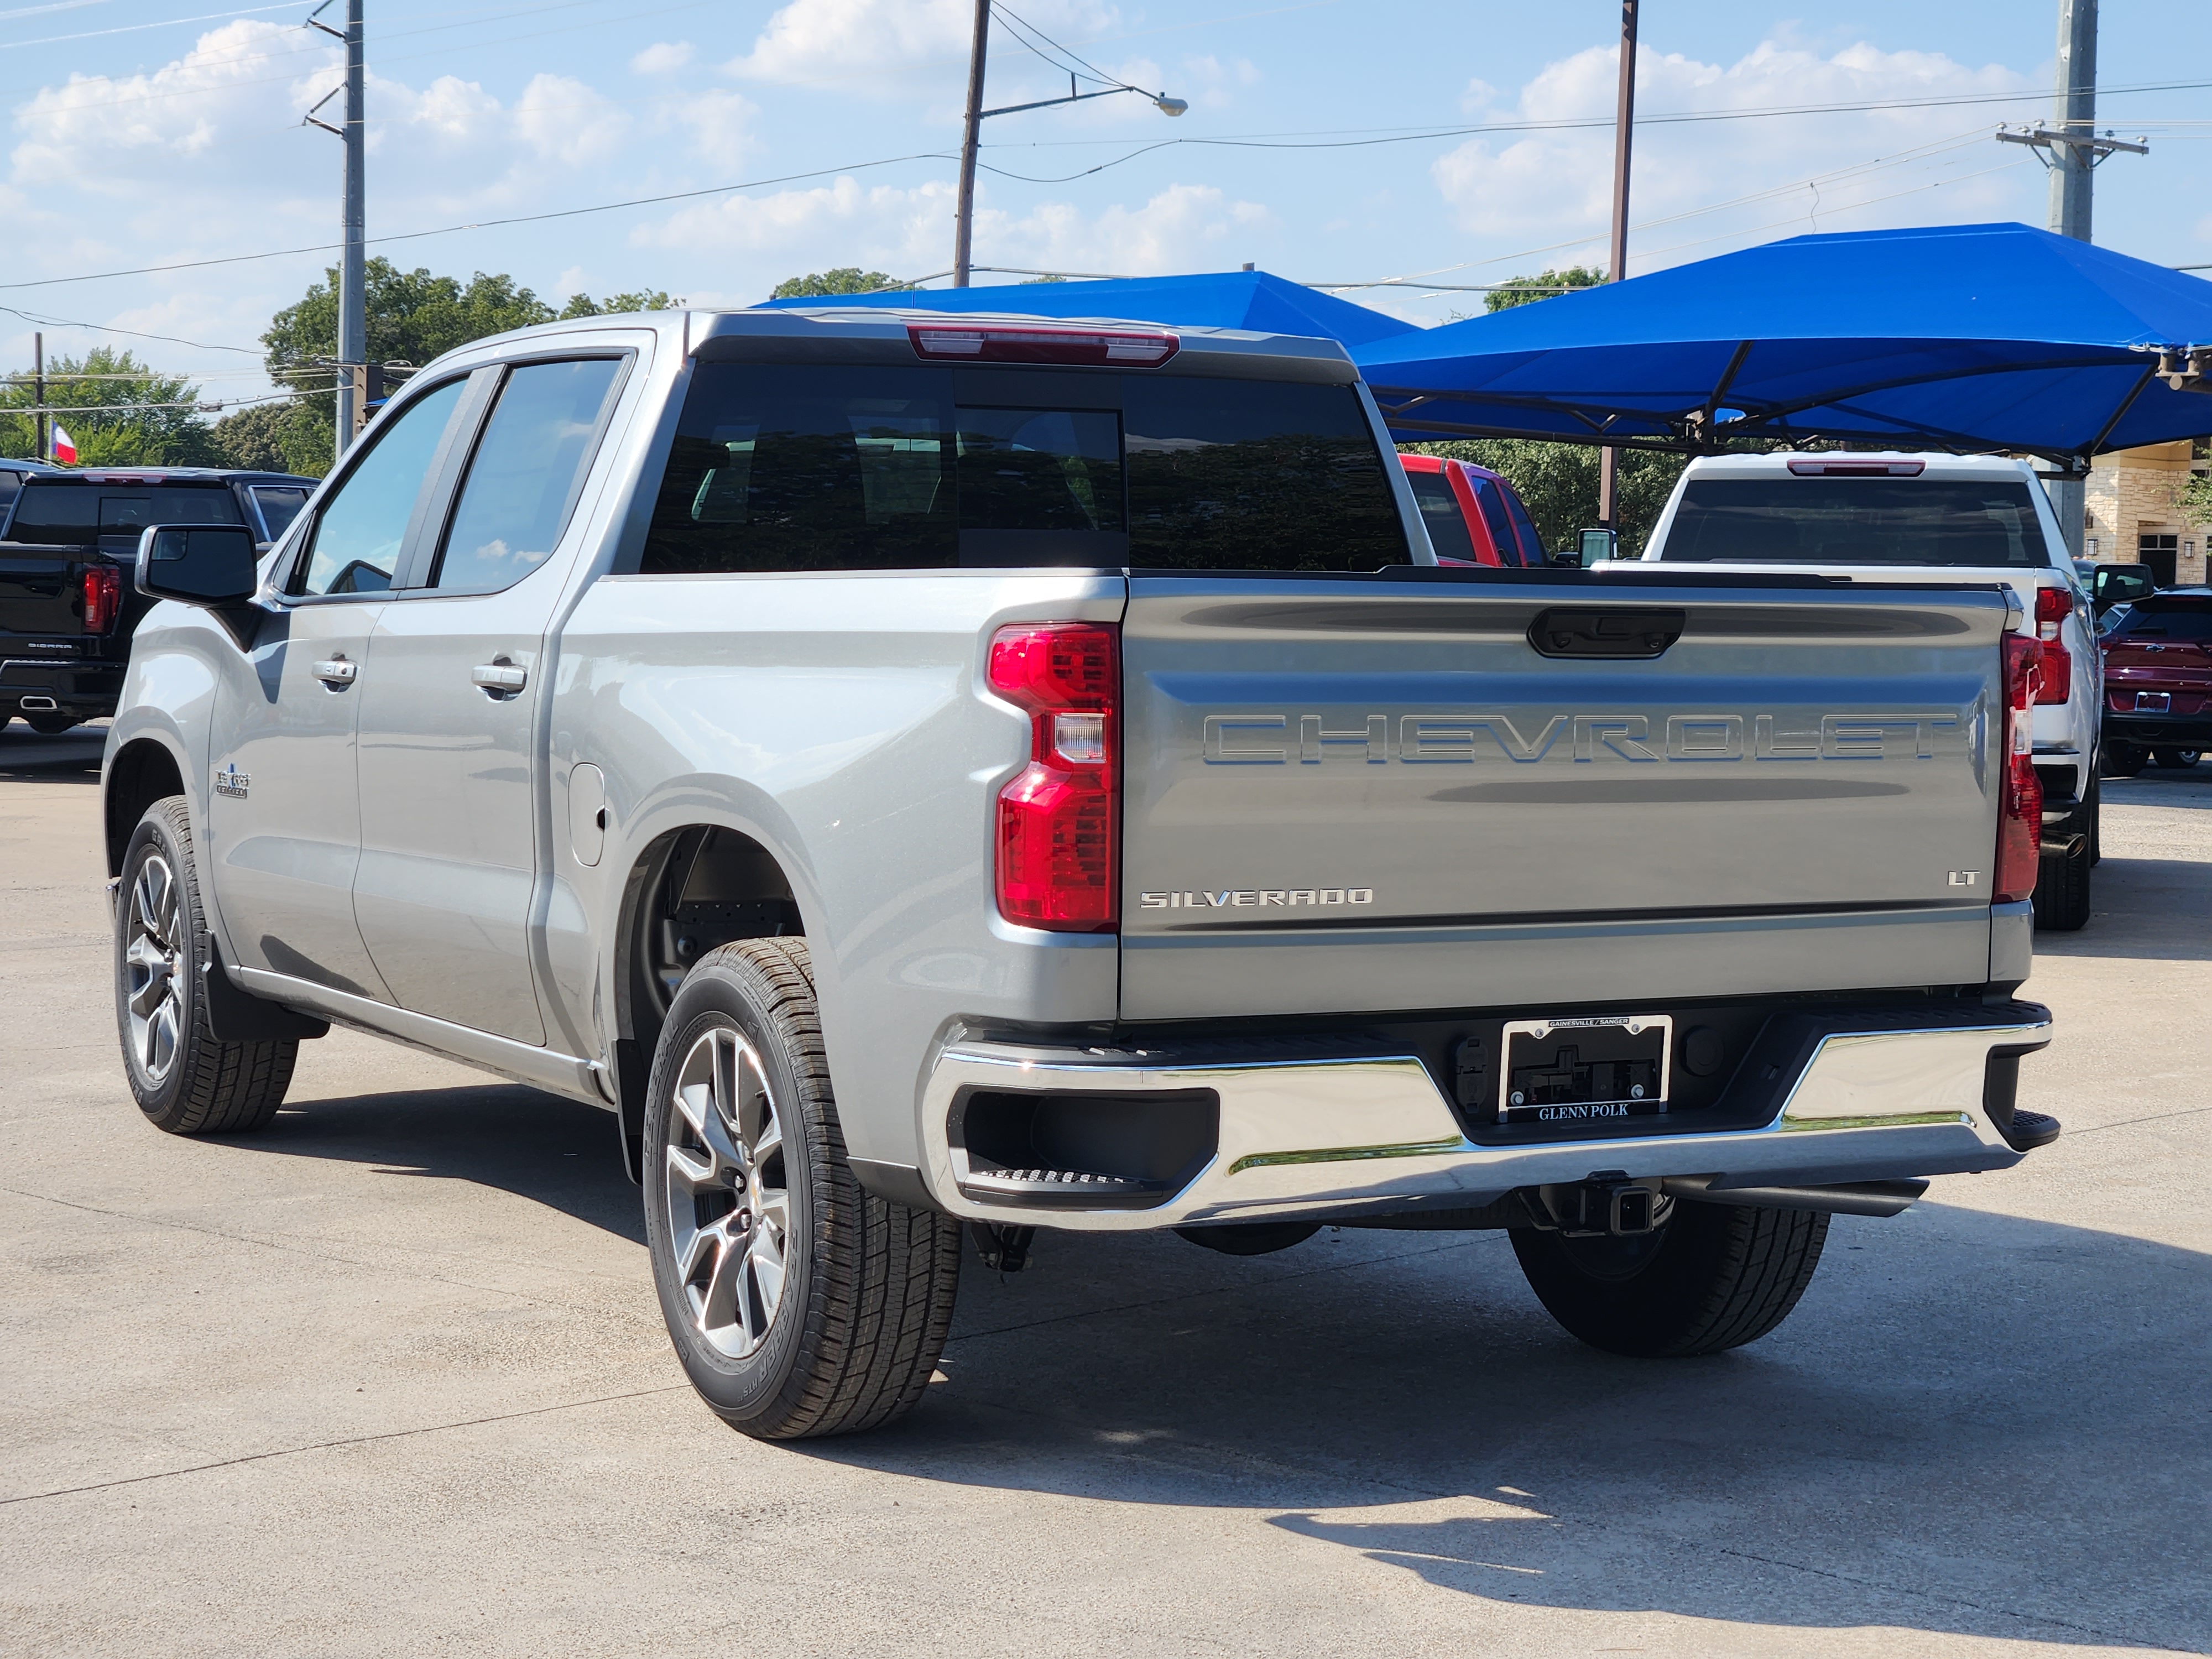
988 622 1119 932
1995 633 2044 904
82 564 121 635
908 323 1178 367
2033 586 2072 704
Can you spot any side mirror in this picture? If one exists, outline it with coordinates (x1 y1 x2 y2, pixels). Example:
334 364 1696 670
1578 527 1618 567
137 524 258 606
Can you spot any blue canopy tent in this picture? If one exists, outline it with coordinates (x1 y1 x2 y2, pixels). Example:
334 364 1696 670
1350 223 2212 466
761 267 1420 351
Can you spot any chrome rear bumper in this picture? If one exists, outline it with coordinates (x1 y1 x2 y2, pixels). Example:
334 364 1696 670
919 1010 2052 1232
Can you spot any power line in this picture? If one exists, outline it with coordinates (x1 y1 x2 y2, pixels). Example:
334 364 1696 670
0 1 307 51
0 152 953 290
0 302 268 354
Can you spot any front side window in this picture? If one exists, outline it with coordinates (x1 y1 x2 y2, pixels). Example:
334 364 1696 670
640 364 1408 575
295 378 467 597
431 358 624 593
1659 478 2054 567
1405 468 1477 561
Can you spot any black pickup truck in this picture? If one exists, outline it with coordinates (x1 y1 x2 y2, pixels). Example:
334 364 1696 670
0 464 314 732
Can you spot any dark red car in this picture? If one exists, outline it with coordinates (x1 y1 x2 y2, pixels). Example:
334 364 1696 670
2100 587 2212 774
1400 453 1548 567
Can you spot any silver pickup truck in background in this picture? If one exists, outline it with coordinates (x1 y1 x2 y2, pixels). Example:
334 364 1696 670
104 307 2059 1440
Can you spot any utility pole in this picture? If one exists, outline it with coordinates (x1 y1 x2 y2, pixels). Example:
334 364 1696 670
953 0 990 289
306 0 366 452
33 333 45 464
1597 0 1637 535
1995 0 2146 558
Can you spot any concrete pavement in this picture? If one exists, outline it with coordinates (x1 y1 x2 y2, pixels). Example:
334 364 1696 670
2 719 2205 1657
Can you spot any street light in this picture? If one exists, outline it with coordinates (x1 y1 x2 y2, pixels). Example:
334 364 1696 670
952 1 1184 288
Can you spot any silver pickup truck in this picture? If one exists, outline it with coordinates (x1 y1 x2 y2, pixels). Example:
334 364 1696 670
104 307 2058 1440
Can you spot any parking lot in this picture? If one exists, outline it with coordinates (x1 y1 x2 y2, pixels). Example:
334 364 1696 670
1 722 2205 1658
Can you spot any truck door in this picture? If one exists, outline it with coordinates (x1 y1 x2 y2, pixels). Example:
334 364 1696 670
210 377 470 998
351 356 627 1045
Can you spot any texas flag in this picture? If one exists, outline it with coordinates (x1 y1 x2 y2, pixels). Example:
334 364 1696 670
50 423 76 465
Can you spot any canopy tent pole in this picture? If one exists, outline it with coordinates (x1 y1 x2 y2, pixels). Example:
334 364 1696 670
1597 0 1638 533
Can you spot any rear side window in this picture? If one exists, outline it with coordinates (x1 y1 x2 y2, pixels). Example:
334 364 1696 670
431 358 624 593
0 471 19 532
1405 469 1477 561
1500 484 1543 567
8 483 241 545
1660 478 2053 566
1467 475 1519 566
251 486 309 542
2109 598 2212 640
640 364 1406 575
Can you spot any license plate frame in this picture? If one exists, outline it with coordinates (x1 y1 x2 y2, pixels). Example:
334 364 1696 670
1498 1014 1672 1126
2136 691 2172 713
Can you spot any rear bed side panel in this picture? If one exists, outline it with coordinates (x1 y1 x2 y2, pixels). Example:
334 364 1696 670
1119 575 2011 1021
550 571 1126 1169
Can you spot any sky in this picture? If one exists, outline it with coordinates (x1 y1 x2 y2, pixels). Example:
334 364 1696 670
2 0 2208 408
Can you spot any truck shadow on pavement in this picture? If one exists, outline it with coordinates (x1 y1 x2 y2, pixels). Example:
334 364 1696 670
815 1207 2210 1651
0 726 104 781
248 1083 644 1244
2035 852 2212 964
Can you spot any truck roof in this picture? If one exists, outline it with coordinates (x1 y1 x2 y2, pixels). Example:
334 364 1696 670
1679 451 2040 483
409 305 1361 386
13 467 317 487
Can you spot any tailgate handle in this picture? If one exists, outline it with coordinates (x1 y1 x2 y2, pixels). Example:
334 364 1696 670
1526 606 1684 660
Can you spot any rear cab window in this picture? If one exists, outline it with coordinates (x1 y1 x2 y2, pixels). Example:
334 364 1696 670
7 482 242 547
1404 469 1477 562
640 364 1408 574
1660 477 2053 566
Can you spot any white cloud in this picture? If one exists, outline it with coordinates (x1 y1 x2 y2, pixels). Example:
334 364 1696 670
1430 36 2041 267
514 72 629 165
631 40 696 75
670 88 757 171
373 73 503 147
726 0 1119 93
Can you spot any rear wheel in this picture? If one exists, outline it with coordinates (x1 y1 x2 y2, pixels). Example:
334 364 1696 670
25 712 79 735
642 939 962 1439
116 797 298 1134
1510 1199 1829 1357
2102 742 2146 778
2153 748 2201 769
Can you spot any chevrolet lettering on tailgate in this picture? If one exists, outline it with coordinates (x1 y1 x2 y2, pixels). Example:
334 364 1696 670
1201 710 1975 765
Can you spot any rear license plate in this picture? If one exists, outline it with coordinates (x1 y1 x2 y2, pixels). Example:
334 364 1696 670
1499 1015 1671 1126
2137 692 2172 712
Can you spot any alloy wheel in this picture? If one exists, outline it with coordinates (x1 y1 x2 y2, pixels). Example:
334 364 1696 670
124 853 186 1084
664 1025 792 1359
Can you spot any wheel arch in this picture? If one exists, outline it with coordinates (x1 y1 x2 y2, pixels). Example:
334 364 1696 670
105 735 189 878
610 818 807 1180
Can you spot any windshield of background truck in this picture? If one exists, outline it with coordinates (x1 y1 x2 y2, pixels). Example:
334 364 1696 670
1404 469 1477 561
640 363 1407 574
7 483 242 545
1659 477 2053 566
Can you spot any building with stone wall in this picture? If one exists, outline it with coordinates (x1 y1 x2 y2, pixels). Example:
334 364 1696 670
2084 440 2212 586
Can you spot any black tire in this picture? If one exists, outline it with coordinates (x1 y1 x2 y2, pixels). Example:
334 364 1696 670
641 938 961 1440
1510 1199 1829 1358
116 797 298 1134
2152 747 2201 770
2033 833 2092 931
25 712 79 735
2088 769 2101 866
2101 742 2146 778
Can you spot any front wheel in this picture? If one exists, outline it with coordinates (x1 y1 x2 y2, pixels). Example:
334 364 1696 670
116 797 298 1133
641 938 961 1439
1510 1199 1829 1357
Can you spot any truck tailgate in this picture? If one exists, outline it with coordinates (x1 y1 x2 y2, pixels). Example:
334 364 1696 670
1119 572 2013 1020
0 546 89 638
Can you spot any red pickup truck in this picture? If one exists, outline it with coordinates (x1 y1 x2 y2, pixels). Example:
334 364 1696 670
1399 453 1548 567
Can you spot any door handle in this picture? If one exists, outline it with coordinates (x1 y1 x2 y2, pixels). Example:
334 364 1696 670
473 661 528 696
313 656 357 687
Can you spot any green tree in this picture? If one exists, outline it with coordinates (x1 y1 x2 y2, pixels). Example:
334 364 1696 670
211 401 300 472
559 289 679 319
1484 265 1606 314
771 268 899 299
0 347 218 466
1402 439 1687 557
